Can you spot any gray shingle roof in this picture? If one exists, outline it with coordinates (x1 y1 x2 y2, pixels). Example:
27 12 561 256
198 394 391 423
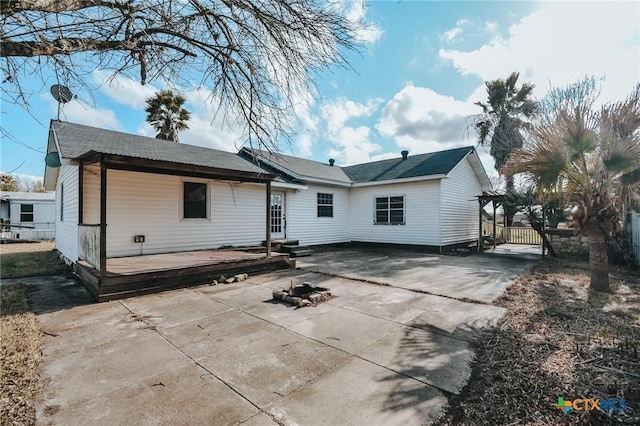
51 121 267 175
241 148 352 184
343 146 474 183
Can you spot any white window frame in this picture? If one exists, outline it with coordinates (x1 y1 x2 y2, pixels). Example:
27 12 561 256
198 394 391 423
374 195 405 225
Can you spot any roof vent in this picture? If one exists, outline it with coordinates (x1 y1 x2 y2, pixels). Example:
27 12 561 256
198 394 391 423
329 159 335 167
401 150 409 160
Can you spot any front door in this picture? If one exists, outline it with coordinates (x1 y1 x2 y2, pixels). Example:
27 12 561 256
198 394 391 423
270 191 285 239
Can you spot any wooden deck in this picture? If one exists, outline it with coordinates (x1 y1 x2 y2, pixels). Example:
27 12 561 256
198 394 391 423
75 249 295 302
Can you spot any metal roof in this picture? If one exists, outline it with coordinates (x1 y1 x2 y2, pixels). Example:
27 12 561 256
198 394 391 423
50 121 268 176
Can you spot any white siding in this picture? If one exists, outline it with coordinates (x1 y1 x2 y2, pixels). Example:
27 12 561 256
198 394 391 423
103 170 267 257
55 165 79 261
284 184 350 245
83 164 100 224
8 200 55 237
349 180 441 245
440 156 482 245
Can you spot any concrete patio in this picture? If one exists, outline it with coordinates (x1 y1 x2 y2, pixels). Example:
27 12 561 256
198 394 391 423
18 247 534 425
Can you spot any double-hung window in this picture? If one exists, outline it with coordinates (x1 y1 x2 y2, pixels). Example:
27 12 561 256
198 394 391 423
183 182 208 219
317 193 333 217
375 196 404 225
21 204 34 222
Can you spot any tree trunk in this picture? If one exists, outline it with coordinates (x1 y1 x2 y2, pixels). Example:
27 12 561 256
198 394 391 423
588 230 610 292
504 175 516 227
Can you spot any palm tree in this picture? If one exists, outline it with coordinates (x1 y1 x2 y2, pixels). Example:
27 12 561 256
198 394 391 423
507 81 640 292
145 90 191 142
473 72 537 226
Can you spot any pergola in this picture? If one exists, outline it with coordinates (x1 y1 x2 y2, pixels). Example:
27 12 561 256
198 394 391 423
476 191 507 253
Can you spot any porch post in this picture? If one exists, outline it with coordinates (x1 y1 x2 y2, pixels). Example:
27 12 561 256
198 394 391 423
78 162 84 224
477 198 483 253
492 200 497 249
99 158 107 278
266 180 272 257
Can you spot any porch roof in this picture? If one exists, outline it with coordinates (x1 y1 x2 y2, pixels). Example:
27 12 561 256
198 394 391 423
48 120 275 182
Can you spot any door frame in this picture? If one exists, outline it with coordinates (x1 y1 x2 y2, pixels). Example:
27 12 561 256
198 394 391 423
270 191 286 239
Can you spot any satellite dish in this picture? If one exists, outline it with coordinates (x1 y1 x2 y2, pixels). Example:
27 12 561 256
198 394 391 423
50 85 73 103
45 152 61 168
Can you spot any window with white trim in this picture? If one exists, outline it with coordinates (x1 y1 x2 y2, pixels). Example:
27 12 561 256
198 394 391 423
317 193 333 217
183 182 208 219
21 204 34 222
375 196 405 225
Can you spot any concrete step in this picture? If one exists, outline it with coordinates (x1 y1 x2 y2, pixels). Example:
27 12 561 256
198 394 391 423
287 248 313 257
263 239 299 251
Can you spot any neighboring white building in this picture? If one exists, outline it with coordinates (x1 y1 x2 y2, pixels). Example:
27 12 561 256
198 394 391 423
240 146 491 249
0 191 56 240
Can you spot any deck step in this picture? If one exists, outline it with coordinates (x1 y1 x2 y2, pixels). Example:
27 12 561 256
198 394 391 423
282 244 313 257
287 248 313 257
263 239 299 251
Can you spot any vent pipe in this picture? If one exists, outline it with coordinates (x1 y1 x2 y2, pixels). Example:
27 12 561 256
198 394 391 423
329 159 335 167
401 150 409 160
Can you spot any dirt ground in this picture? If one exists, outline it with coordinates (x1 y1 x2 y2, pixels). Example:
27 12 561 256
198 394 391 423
435 259 640 425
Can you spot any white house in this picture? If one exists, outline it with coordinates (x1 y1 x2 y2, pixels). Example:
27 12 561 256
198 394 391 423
0 191 56 240
240 146 491 250
43 120 289 300
43 120 491 299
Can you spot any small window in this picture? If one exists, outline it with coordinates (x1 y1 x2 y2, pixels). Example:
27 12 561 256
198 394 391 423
183 182 207 219
375 196 405 225
60 183 64 221
21 204 34 222
317 193 333 218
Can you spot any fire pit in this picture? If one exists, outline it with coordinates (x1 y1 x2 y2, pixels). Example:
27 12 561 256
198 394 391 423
272 281 332 308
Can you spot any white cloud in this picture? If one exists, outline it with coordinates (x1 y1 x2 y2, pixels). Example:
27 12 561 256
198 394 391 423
345 1 383 46
440 2 640 104
295 133 314 157
440 19 469 42
58 99 121 130
93 71 158 109
320 97 384 164
376 85 478 153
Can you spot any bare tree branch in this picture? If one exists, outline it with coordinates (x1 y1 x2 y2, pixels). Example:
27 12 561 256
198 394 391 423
1 0 361 152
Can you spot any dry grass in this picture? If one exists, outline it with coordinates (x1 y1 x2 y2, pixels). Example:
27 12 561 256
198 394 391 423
0 284 42 425
0 242 63 425
1 241 67 279
436 260 640 425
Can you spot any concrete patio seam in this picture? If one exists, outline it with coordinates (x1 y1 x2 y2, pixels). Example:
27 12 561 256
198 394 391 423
297 266 491 306
192 282 472 396
230 299 458 397
118 300 287 426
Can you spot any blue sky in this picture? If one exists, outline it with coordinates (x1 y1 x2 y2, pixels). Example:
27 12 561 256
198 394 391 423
2 1 639 185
